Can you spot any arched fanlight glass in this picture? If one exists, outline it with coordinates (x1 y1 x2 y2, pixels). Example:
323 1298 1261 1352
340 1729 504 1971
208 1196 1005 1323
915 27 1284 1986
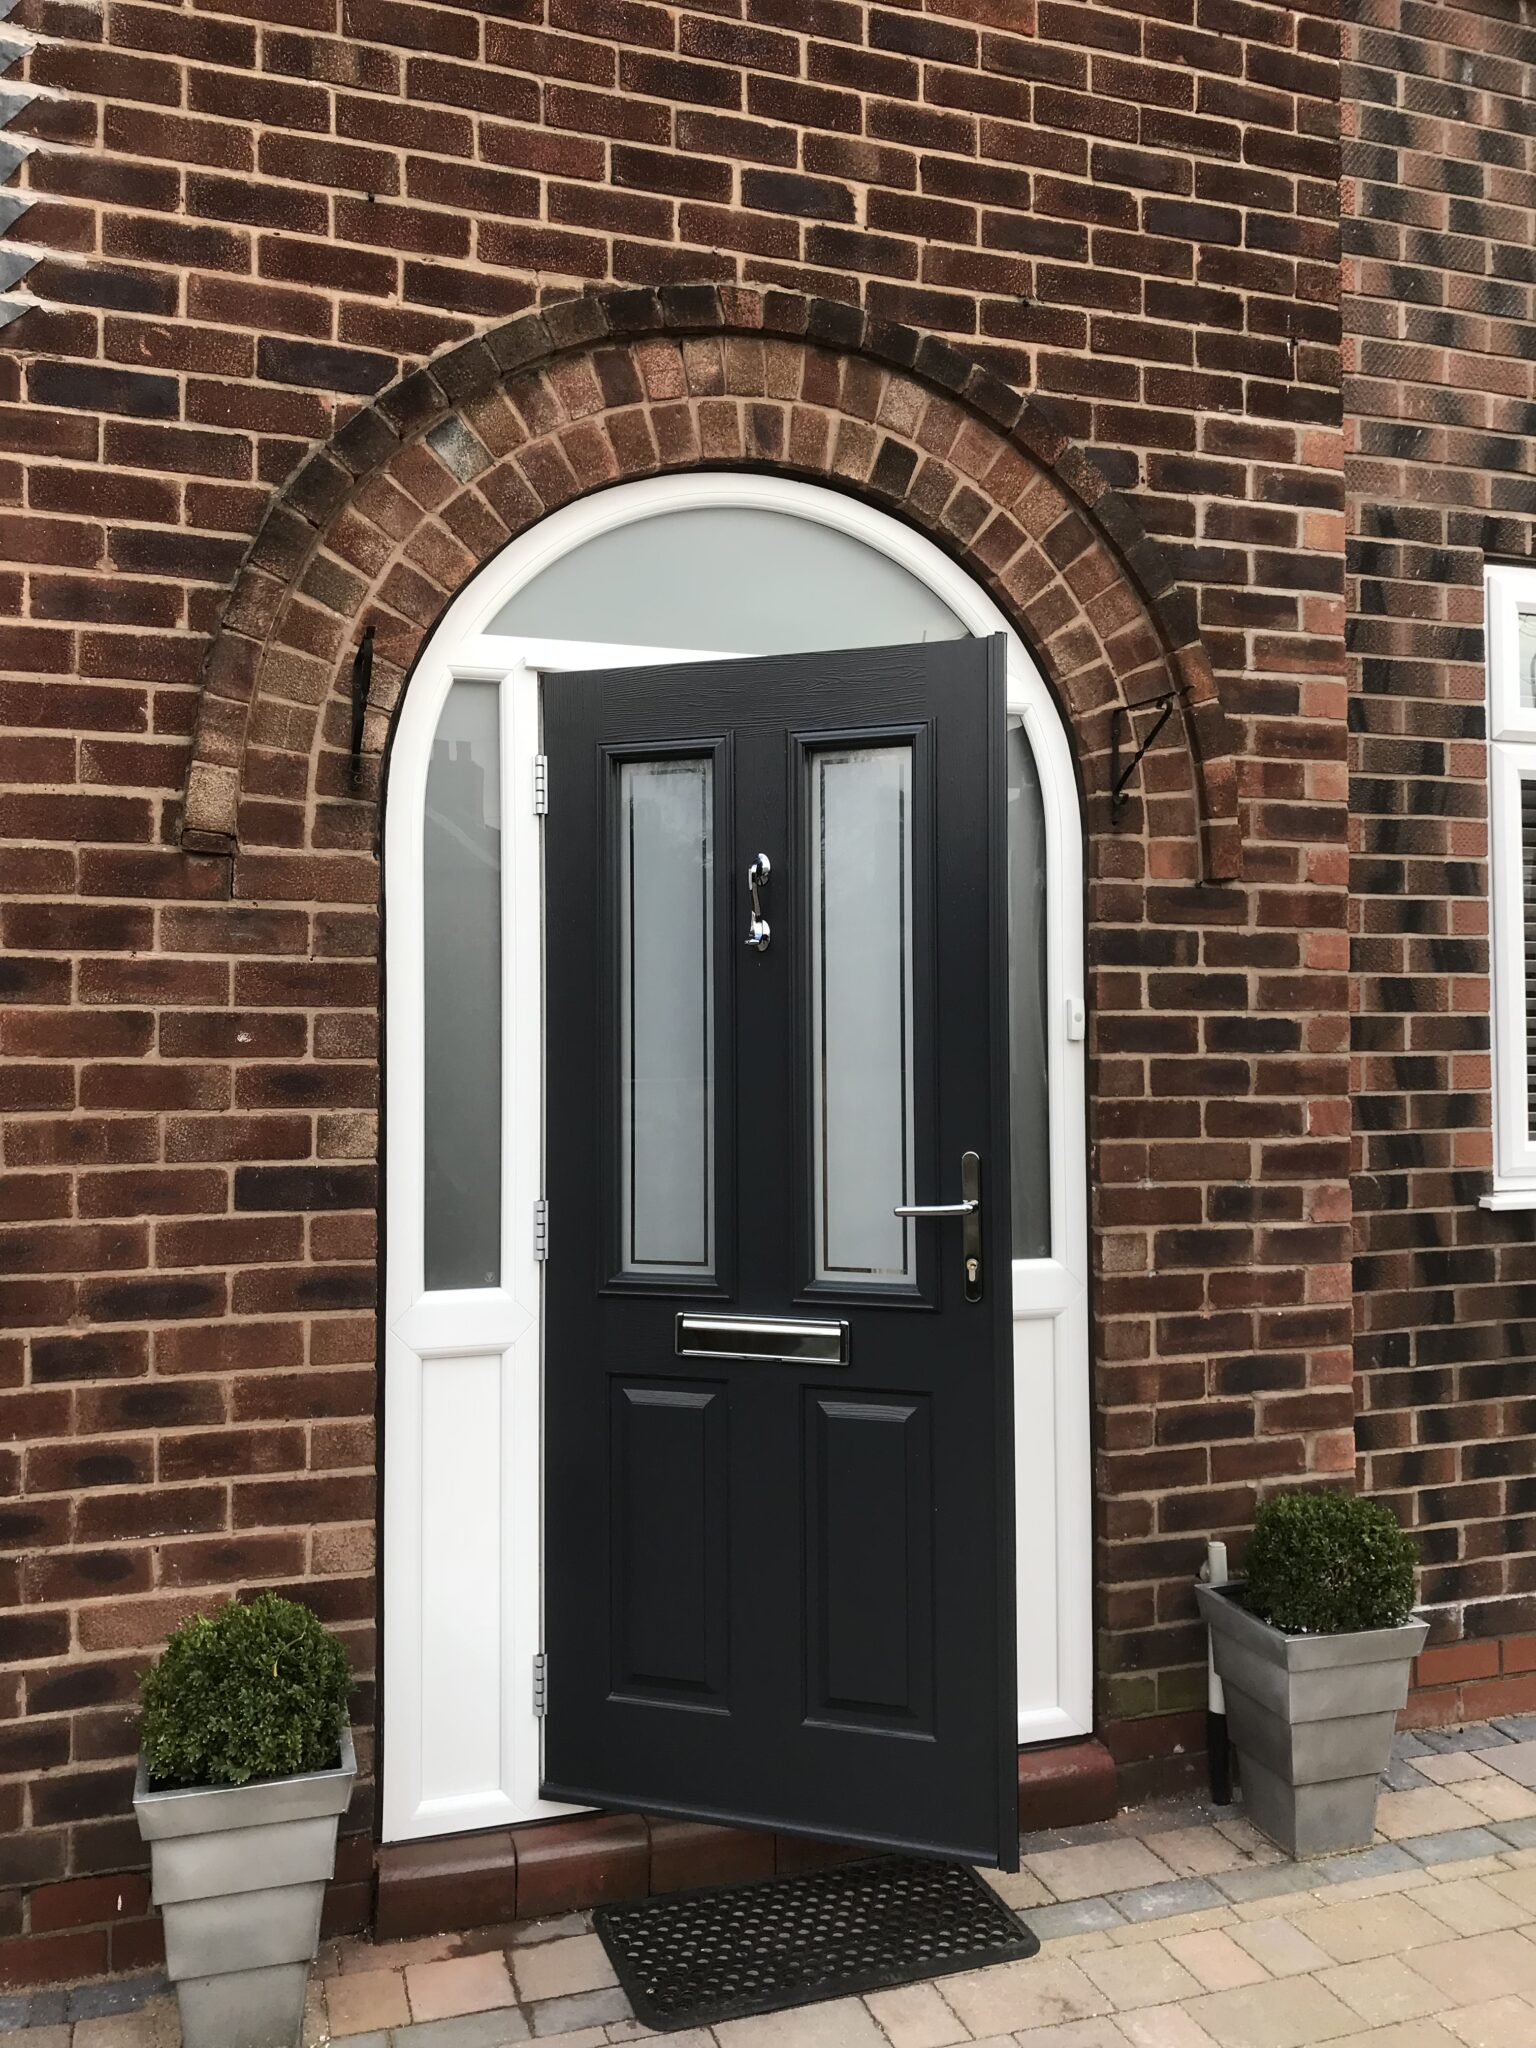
490 506 967 654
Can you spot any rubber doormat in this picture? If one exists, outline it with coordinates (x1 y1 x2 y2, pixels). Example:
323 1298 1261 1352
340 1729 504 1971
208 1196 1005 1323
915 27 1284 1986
593 1852 1040 2033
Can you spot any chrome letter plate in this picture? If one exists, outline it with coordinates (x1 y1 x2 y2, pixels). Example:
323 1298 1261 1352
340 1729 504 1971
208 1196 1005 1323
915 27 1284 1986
675 1314 849 1365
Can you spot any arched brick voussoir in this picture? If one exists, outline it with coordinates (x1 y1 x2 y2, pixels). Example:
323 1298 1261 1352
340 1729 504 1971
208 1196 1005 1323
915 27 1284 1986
182 285 1242 885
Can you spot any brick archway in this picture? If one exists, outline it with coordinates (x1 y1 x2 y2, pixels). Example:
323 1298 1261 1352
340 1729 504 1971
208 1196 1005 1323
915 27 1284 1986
180 284 1240 885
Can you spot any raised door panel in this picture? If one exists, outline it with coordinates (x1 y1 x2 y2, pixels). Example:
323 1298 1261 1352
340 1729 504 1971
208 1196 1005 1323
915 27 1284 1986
609 1381 731 1710
804 1391 935 1735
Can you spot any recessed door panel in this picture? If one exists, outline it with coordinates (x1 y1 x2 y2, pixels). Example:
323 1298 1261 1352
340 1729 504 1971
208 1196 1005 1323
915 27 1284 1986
610 1381 730 1708
805 1391 934 1733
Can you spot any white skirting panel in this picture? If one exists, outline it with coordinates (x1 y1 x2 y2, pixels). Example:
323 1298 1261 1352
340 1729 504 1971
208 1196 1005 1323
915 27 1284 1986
418 1352 504 1808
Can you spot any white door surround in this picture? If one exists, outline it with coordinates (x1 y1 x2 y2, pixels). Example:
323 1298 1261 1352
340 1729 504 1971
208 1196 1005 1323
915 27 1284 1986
381 473 1092 1844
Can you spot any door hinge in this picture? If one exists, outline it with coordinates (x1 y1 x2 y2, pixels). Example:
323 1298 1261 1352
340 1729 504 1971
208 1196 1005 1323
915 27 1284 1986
533 1199 549 1260
532 1651 548 1717
533 754 548 814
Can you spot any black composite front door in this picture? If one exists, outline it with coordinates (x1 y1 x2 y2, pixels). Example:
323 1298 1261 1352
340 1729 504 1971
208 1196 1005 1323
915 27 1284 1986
542 638 1018 1869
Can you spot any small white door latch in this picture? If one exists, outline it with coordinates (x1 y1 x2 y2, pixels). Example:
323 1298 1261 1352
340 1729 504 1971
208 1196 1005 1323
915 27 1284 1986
1065 996 1086 1042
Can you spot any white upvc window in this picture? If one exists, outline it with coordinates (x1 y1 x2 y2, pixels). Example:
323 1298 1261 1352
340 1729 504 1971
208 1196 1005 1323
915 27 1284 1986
1484 564 1536 1206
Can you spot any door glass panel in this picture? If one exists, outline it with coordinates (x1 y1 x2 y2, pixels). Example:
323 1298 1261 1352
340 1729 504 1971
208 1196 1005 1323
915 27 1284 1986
617 758 715 1275
809 744 916 1283
423 679 501 1291
1007 718 1051 1259
490 507 966 654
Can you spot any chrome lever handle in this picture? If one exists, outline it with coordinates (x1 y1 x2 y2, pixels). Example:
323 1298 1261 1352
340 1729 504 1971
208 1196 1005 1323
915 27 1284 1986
745 852 771 952
893 1152 983 1302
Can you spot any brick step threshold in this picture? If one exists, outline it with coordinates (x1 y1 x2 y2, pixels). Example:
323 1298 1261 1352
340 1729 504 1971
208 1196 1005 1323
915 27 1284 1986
376 1738 1117 1939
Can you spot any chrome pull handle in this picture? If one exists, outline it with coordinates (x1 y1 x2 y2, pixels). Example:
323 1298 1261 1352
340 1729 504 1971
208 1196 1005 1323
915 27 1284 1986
745 852 771 953
894 1151 983 1302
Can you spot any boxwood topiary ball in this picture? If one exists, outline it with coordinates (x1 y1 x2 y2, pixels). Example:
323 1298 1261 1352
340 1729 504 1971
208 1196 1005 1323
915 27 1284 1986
140 1593 352 1789
1242 1488 1417 1637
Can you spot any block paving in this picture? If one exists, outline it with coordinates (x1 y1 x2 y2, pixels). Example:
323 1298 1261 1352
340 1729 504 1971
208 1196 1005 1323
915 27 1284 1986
10 1722 1536 2047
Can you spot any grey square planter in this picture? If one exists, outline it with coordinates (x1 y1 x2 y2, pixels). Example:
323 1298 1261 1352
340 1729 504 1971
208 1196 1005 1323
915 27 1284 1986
1195 1582 1426 1859
134 1726 356 2048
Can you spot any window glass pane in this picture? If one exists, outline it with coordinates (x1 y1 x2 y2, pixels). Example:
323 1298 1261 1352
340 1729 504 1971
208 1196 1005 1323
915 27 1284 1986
1008 718 1051 1259
423 680 501 1290
1520 610 1536 711
810 744 916 1283
1524 777 1536 1142
490 507 967 655
618 758 715 1274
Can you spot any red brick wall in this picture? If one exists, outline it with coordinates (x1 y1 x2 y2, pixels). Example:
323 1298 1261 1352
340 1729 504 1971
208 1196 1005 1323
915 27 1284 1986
1344 1 1536 1677
0 0 1363 1980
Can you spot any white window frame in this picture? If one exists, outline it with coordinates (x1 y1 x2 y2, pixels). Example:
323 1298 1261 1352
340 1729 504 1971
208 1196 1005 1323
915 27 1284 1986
1484 564 1536 1208
381 473 1092 1841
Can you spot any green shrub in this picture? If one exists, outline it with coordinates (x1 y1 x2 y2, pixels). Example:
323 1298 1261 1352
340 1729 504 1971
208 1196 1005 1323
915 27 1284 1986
140 1594 351 1789
1242 1489 1417 1636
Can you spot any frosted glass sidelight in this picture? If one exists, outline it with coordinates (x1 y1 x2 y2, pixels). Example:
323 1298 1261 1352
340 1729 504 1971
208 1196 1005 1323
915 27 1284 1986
1007 719 1051 1259
423 680 502 1291
810 745 916 1283
618 758 715 1274
490 507 966 655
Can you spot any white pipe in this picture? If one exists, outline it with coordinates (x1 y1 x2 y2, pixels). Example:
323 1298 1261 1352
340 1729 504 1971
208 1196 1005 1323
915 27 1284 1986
1212 1540 1236 1712
1203 1538 1228 1714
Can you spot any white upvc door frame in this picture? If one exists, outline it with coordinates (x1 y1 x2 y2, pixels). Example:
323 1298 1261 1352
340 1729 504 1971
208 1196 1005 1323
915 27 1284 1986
1484 564 1536 1206
382 474 1091 1844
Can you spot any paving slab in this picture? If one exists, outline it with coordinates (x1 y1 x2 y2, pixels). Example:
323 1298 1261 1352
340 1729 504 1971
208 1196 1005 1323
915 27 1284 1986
939 1953 1112 2036
395 2015 532 2048
1109 1879 1228 1924
1416 1729 1512 1754
1439 1994 1536 2046
526 1987 630 2036
1315 1845 1418 1886
1025 1840 1180 1901
1211 1864 1319 1906
1483 1741 1536 1788
714 1997 887 2047
1408 1929 1536 2005
1025 1896 1131 1940
1405 1829 1508 1867
1181 1975 1359 2048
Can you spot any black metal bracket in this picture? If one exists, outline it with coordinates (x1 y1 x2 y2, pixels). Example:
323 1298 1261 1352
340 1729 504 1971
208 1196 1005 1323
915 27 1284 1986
348 625 375 788
1110 690 1174 817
